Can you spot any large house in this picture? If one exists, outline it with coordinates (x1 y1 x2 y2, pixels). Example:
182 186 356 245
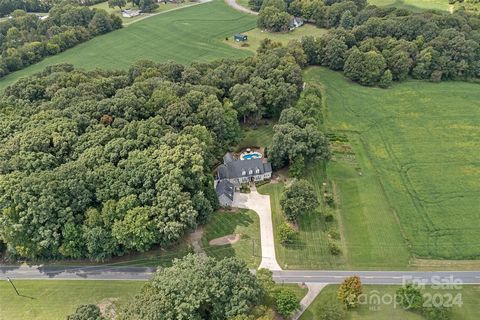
215 152 272 206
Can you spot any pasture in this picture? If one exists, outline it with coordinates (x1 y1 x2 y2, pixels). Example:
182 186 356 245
300 285 480 320
0 280 143 320
90 1 190 24
369 0 451 11
226 24 328 52
305 67 480 261
0 0 256 92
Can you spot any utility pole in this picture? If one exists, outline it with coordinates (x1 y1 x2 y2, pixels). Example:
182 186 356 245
252 239 255 257
6 277 20 296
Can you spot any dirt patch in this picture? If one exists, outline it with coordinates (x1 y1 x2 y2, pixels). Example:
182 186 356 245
98 298 118 319
209 234 241 246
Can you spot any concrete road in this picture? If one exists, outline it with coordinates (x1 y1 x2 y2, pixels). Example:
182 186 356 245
273 270 480 285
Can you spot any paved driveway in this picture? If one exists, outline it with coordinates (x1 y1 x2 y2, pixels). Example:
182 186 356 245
232 189 282 270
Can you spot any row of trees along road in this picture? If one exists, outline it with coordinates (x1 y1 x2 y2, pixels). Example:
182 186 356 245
0 42 305 261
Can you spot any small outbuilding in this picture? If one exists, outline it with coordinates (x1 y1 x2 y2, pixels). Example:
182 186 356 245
289 17 304 31
234 34 248 42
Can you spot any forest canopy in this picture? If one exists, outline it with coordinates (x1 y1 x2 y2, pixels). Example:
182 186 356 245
0 45 303 260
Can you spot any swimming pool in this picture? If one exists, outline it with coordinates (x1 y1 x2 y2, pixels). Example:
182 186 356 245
241 152 262 160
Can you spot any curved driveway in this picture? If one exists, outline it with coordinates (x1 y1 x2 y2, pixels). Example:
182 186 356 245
232 189 282 270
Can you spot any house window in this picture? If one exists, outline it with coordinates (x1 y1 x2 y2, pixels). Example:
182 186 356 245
255 168 260 174
248 169 253 175
242 170 246 176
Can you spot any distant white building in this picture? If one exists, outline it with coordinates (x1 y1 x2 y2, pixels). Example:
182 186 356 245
289 17 304 31
122 9 141 18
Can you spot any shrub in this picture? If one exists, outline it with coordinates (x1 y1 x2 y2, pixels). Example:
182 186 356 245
325 194 335 207
316 296 346 320
328 229 340 240
324 213 334 222
278 223 297 245
337 276 362 308
329 241 342 255
273 287 300 317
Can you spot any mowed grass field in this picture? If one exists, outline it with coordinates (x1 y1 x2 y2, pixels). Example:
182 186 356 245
0 280 144 320
300 285 480 320
201 209 261 268
226 24 328 53
369 0 451 11
0 0 256 92
305 67 480 261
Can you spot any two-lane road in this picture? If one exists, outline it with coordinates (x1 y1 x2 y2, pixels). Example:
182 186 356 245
1 265 479 285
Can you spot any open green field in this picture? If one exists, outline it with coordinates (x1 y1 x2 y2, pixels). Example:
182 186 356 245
305 67 480 261
90 1 189 23
0 280 143 320
327 134 411 268
201 209 261 268
300 285 480 320
226 24 328 53
369 0 451 11
0 0 255 92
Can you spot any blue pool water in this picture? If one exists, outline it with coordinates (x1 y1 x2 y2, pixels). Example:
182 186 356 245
242 153 262 160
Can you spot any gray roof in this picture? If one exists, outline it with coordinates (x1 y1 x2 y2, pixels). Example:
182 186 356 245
217 157 272 180
223 152 234 164
216 180 235 200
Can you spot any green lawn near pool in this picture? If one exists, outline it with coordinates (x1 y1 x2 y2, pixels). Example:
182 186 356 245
238 123 275 150
226 24 328 53
0 280 144 320
0 0 256 93
305 67 480 261
300 285 480 320
201 209 261 268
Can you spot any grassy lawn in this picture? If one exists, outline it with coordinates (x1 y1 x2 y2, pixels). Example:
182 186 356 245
258 162 349 270
236 0 251 9
201 209 261 268
305 67 480 261
238 123 275 150
300 285 480 320
369 0 451 12
0 0 256 92
328 134 411 269
0 280 143 320
226 24 328 53
90 1 190 24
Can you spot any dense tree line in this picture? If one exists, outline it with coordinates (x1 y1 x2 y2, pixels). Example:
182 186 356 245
302 4 480 86
0 0 52 17
0 3 122 78
0 45 303 261
269 83 329 170
253 0 480 86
